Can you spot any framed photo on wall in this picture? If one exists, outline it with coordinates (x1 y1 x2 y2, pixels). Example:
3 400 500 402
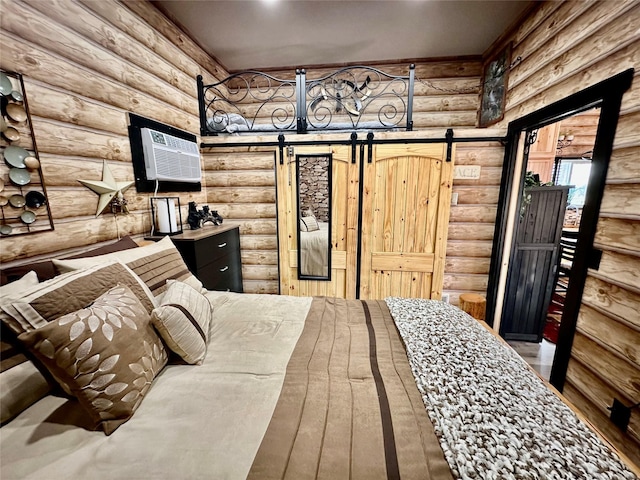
478 43 512 127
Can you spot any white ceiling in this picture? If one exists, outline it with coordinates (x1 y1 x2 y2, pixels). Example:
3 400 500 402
153 0 532 72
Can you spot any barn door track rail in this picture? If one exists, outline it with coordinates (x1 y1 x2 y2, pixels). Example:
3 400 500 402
200 129 507 164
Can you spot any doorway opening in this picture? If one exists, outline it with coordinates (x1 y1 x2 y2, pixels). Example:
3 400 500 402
485 69 634 391
505 107 599 381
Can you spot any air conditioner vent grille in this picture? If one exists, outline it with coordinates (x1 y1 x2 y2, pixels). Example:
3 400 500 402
141 128 201 183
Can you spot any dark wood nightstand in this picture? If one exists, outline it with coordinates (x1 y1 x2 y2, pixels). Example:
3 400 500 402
147 224 243 293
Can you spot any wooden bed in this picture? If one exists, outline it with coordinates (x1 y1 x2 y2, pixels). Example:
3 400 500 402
0 237 638 479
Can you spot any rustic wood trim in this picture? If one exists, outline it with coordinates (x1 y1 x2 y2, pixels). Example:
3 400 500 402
565 359 640 445
370 252 435 273
593 242 640 259
581 297 640 333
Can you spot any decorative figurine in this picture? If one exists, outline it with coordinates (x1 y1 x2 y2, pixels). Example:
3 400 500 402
110 191 129 215
186 202 224 229
200 205 223 226
187 201 203 229
78 160 134 216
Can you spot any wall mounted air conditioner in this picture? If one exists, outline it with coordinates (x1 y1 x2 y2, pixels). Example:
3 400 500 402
140 128 201 183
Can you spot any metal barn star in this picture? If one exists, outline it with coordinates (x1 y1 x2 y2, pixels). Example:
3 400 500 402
78 160 134 216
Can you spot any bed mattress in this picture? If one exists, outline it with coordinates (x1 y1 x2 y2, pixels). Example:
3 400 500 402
1 292 636 480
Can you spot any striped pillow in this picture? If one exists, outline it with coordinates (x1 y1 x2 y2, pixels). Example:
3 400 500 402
1 261 156 336
53 236 203 298
151 281 213 365
300 216 319 232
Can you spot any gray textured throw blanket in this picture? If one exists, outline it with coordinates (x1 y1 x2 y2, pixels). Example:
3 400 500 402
386 298 637 480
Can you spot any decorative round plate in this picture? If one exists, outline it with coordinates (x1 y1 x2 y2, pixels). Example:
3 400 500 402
0 73 12 96
3 127 20 141
9 167 31 186
0 178 4 193
0 195 8 206
25 191 46 208
6 104 27 122
21 210 36 224
0 224 12 235
9 194 25 208
0 116 6 132
10 91 23 102
4 145 29 168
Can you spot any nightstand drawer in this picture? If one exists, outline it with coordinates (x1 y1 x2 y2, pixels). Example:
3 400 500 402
199 254 243 292
195 228 239 262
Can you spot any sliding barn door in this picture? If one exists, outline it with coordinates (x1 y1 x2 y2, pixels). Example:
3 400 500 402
277 146 359 298
359 144 454 300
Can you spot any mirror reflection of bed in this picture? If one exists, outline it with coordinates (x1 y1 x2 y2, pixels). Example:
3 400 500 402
296 154 331 280
299 217 329 277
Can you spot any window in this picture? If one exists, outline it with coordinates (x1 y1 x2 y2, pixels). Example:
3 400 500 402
554 158 592 208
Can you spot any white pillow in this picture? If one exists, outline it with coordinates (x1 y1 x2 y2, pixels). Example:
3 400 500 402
151 281 213 365
0 271 39 305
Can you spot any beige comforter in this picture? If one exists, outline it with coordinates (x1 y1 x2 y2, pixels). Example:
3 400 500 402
0 293 451 480
0 292 311 479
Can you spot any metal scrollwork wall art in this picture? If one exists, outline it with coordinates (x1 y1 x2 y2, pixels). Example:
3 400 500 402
200 71 298 134
304 66 413 131
197 64 415 135
0 70 54 236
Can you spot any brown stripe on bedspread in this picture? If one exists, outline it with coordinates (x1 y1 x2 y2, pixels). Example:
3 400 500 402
248 297 452 480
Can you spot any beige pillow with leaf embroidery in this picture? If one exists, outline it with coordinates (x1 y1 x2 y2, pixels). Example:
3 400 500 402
19 284 168 435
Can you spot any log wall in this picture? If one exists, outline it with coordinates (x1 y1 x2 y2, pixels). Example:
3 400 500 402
201 148 279 294
490 0 640 467
204 59 503 298
0 0 226 264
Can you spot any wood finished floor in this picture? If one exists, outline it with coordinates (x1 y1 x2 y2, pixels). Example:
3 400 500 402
507 339 556 381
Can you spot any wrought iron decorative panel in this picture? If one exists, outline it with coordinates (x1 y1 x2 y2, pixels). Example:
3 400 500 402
198 65 414 135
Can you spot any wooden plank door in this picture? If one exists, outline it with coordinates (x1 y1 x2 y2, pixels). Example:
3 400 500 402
500 186 571 341
359 143 454 300
277 146 359 298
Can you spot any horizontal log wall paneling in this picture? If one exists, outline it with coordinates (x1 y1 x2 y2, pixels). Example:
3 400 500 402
490 0 640 466
446 141 503 306
201 148 278 294
0 0 228 264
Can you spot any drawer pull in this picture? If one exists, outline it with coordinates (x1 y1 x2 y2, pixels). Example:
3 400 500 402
218 242 227 248
219 266 229 272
